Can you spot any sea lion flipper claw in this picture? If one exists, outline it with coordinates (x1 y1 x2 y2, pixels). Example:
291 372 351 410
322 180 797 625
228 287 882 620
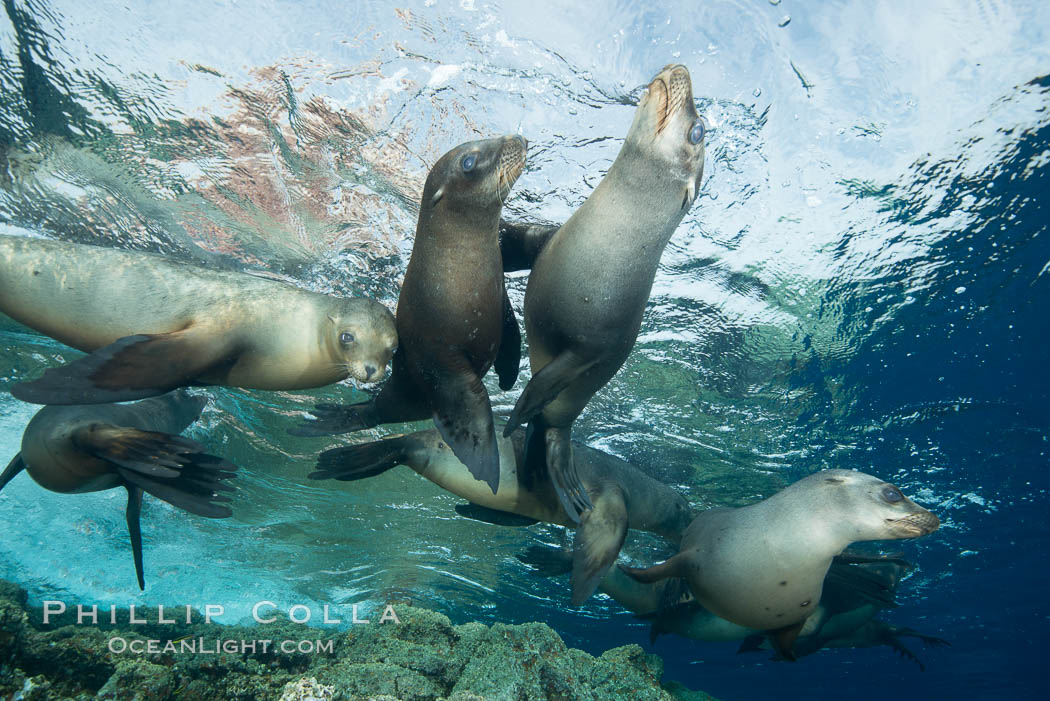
494 287 521 391
570 485 627 606
503 352 595 437
0 453 26 491
125 485 145 590
11 331 226 405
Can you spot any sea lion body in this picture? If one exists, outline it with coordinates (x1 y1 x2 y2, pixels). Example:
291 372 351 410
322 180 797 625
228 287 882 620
311 425 692 604
0 234 398 401
622 470 939 655
505 64 707 519
0 390 238 588
297 136 528 494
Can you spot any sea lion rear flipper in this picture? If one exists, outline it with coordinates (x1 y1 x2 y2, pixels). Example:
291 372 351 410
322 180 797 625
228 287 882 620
125 485 145 590
309 436 409 481
620 552 690 584
494 287 521 391
429 362 500 495
768 621 805 662
544 425 593 523
570 485 627 606
503 351 596 436
881 628 926 671
516 545 573 576
499 219 560 272
11 331 233 405
75 424 237 518
0 454 26 491
454 503 539 526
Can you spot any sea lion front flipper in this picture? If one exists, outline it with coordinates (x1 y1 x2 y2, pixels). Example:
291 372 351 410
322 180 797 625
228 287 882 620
768 621 805 662
499 219 560 272
0 454 26 491
125 485 146 590
289 401 380 437
494 287 521 391
76 424 238 518
503 351 596 436
11 331 235 405
570 484 627 606
620 552 690 584
454 503 539 527
516 545 573 576
428 360 500 494
833 552 913 569
824 560 899 608
309 435 409 481
736 635 767 655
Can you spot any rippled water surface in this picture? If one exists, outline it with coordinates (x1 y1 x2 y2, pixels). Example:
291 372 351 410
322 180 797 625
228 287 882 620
1 1 1048 698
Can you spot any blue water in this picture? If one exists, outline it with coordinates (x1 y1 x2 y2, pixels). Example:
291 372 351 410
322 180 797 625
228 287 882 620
1 0 1048 698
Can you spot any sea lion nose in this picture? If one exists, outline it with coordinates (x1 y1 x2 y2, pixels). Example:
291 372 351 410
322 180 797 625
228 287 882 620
365 365 377 379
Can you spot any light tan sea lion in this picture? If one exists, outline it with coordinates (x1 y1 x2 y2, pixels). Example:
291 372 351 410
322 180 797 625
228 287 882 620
309 425 693 605
0 390 238 589
0 232 398 404
294 136 528 495
503 64 707 521
621 470 940 659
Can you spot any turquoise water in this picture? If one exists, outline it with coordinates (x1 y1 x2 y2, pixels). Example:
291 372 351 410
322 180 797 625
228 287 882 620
1 0 1048 698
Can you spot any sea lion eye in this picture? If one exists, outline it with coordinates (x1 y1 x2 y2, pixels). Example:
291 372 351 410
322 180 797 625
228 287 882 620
881 486 904 503
689 120 705 145
340 332 355 345
461 153 477 172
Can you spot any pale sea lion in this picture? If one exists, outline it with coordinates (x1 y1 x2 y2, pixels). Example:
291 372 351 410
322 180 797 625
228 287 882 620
621 469 940 659
521 544 946 667
308 424 693 605
294 136 528 494
503 64 707 520
0 390 237 589
0 232 398 404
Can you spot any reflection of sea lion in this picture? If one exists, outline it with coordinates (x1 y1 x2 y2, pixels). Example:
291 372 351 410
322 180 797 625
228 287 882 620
0 390 237 589
622 470 940 659
294 136 528 494
309 425 692 605
503 64 707 520
0 232 398 404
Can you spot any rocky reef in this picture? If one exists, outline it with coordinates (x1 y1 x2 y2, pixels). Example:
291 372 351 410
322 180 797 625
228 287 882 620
0 580 713 701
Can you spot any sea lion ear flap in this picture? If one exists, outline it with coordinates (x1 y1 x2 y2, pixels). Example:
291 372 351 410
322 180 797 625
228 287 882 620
430 185 445 207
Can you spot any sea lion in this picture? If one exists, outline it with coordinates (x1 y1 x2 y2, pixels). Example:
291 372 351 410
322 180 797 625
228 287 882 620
621 470 940 659
503 64 707 520
308 425 693 605
294 136 528 494
0 232 398 404
0 390 238 589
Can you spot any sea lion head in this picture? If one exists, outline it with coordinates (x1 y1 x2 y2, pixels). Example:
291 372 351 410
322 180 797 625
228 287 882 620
814 470 940 542
323 299 398 384
626 64 706 209
421 134 527 217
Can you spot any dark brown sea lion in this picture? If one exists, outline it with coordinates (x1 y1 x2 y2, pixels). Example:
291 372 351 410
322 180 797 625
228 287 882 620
0 232 398 404
294 135 528 494
503 64 707 520
0 390 237 589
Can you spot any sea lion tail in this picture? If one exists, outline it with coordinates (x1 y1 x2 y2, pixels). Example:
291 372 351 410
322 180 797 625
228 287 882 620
310 436 409 482
620 552 690 584
73 424 238 518
516 545 573 577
